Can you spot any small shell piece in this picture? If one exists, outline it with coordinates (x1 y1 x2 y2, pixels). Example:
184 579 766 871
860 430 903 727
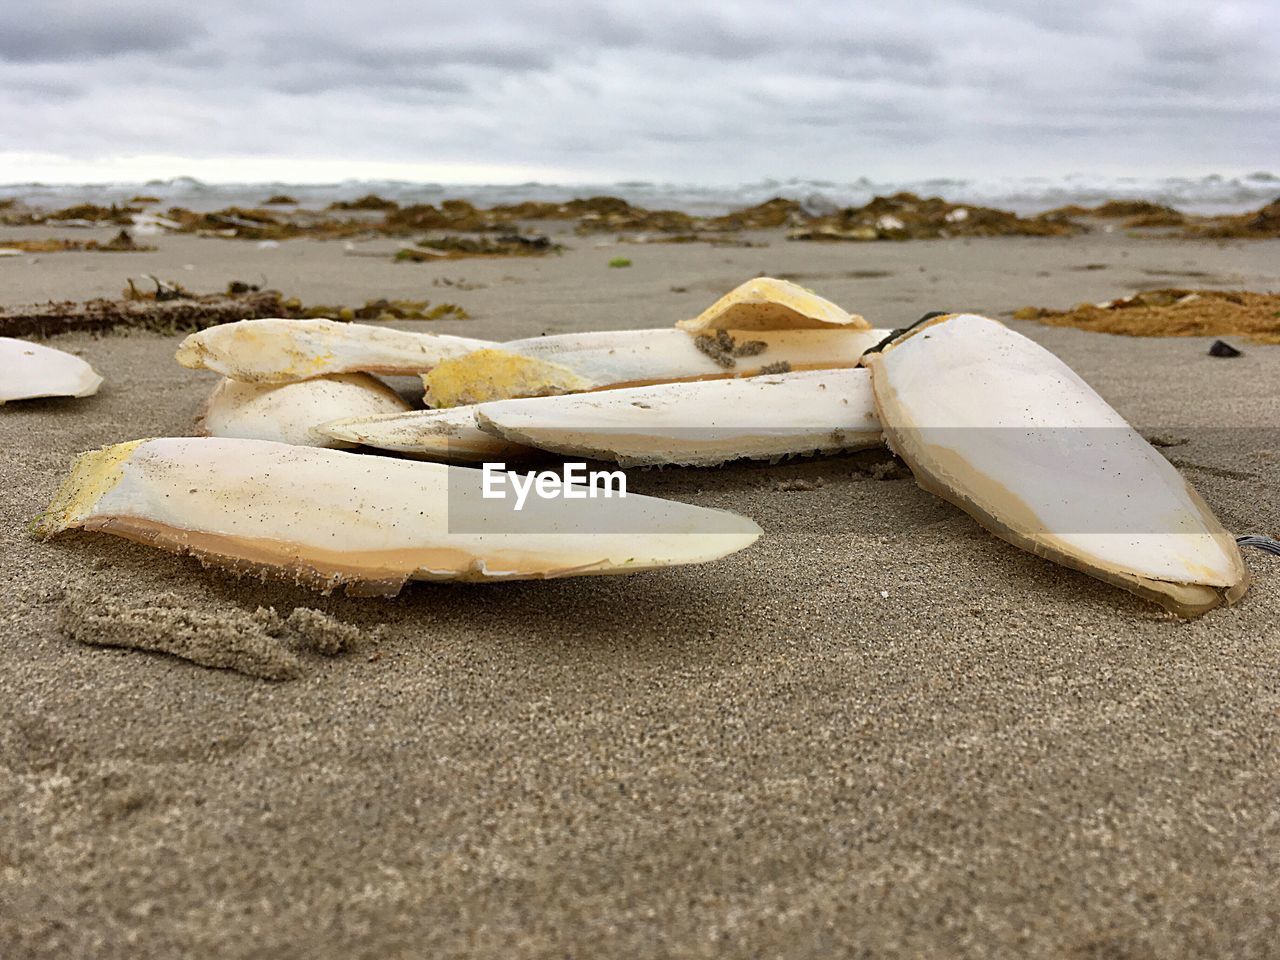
320 406 533 462
474 368 883 467
423 328 888 407
175 318 495 383
200 374 412 448
864 313 1248 617
676 277 869 331
35 437 761 594
1 337 103 404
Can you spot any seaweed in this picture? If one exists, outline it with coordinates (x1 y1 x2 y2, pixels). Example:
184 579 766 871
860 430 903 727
789 192 1083 242
1187 198 1280 239
0 229 153 254
396 233 559 260
328 194 400 211
1015 289 1280 343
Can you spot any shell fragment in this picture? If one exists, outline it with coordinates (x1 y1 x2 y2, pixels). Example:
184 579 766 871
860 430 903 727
676 277 869 331
475 368 883 466
321 406 533 462
200 374 412 448
175 318 495 383
35 438 761 594
423 328 888 407
1 337 103 404
864 313 1248 617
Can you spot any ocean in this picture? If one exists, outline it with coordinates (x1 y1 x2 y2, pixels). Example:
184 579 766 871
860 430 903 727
1 172 1276 217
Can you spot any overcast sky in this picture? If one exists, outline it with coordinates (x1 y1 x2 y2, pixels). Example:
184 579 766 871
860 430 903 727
0 0 1276 184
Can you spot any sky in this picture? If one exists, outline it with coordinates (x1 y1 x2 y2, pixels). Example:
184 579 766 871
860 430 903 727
0 0 1276 185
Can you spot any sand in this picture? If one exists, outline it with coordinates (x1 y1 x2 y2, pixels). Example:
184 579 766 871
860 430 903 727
1 223 1279 959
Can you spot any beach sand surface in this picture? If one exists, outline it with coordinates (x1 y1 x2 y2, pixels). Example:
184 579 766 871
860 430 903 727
2 226 1278 958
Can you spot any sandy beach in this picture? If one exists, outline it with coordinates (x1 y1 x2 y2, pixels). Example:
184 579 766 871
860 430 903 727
2 225 1279 958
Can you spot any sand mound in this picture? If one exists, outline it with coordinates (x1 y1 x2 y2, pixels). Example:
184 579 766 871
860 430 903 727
59 592 301 680
57 594 374 679
1015 289 1280 343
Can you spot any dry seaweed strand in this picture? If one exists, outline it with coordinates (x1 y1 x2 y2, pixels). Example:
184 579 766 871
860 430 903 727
1015 289 1280 343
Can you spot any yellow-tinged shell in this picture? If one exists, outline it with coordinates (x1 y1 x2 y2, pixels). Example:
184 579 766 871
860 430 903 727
175 318 495 383
422 349 591 408
35 437 761 593
676 277 869 331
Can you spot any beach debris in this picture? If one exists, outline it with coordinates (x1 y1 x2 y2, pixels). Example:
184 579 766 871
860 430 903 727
788 193 1082 241
0 289 294 339
125 274 190 301
0 230 154 254
677 277 868 331
175 318 496 382
703 197 807 230
200 374 412 448
58 591 301 681
1036 200 1188 228
864 313 1249 617
473 368 883 467
0 337 103 404
35 438 762 593
422 326 887 407
321 406 535 462
299 298 470 322
1015 289 1280 343
1236 535 1280 557
1209 340 1243 358
1185 197 1280 239
608 257 632 268
395 234 559 261
328 194 399 211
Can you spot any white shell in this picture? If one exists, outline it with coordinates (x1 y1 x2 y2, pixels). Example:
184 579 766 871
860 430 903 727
36 438 761 594
0 337 103 404
321 406 531 462
175 318 495 383
864 313 1248 617
422 328 889 408
475 368 883 466
200 374 412 448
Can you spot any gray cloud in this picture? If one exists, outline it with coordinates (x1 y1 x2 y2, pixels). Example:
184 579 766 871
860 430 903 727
0 0 1275 181
0 2 203 63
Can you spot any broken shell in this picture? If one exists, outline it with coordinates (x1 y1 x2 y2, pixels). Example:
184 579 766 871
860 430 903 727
35 438 761 594
864 313 1248 617
175 318 495 383
676 277 869 331
423 328 888 407
1 337 103 404
320 406 533 462
475 368 883 467
200 374 412 448
422 348 593 408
